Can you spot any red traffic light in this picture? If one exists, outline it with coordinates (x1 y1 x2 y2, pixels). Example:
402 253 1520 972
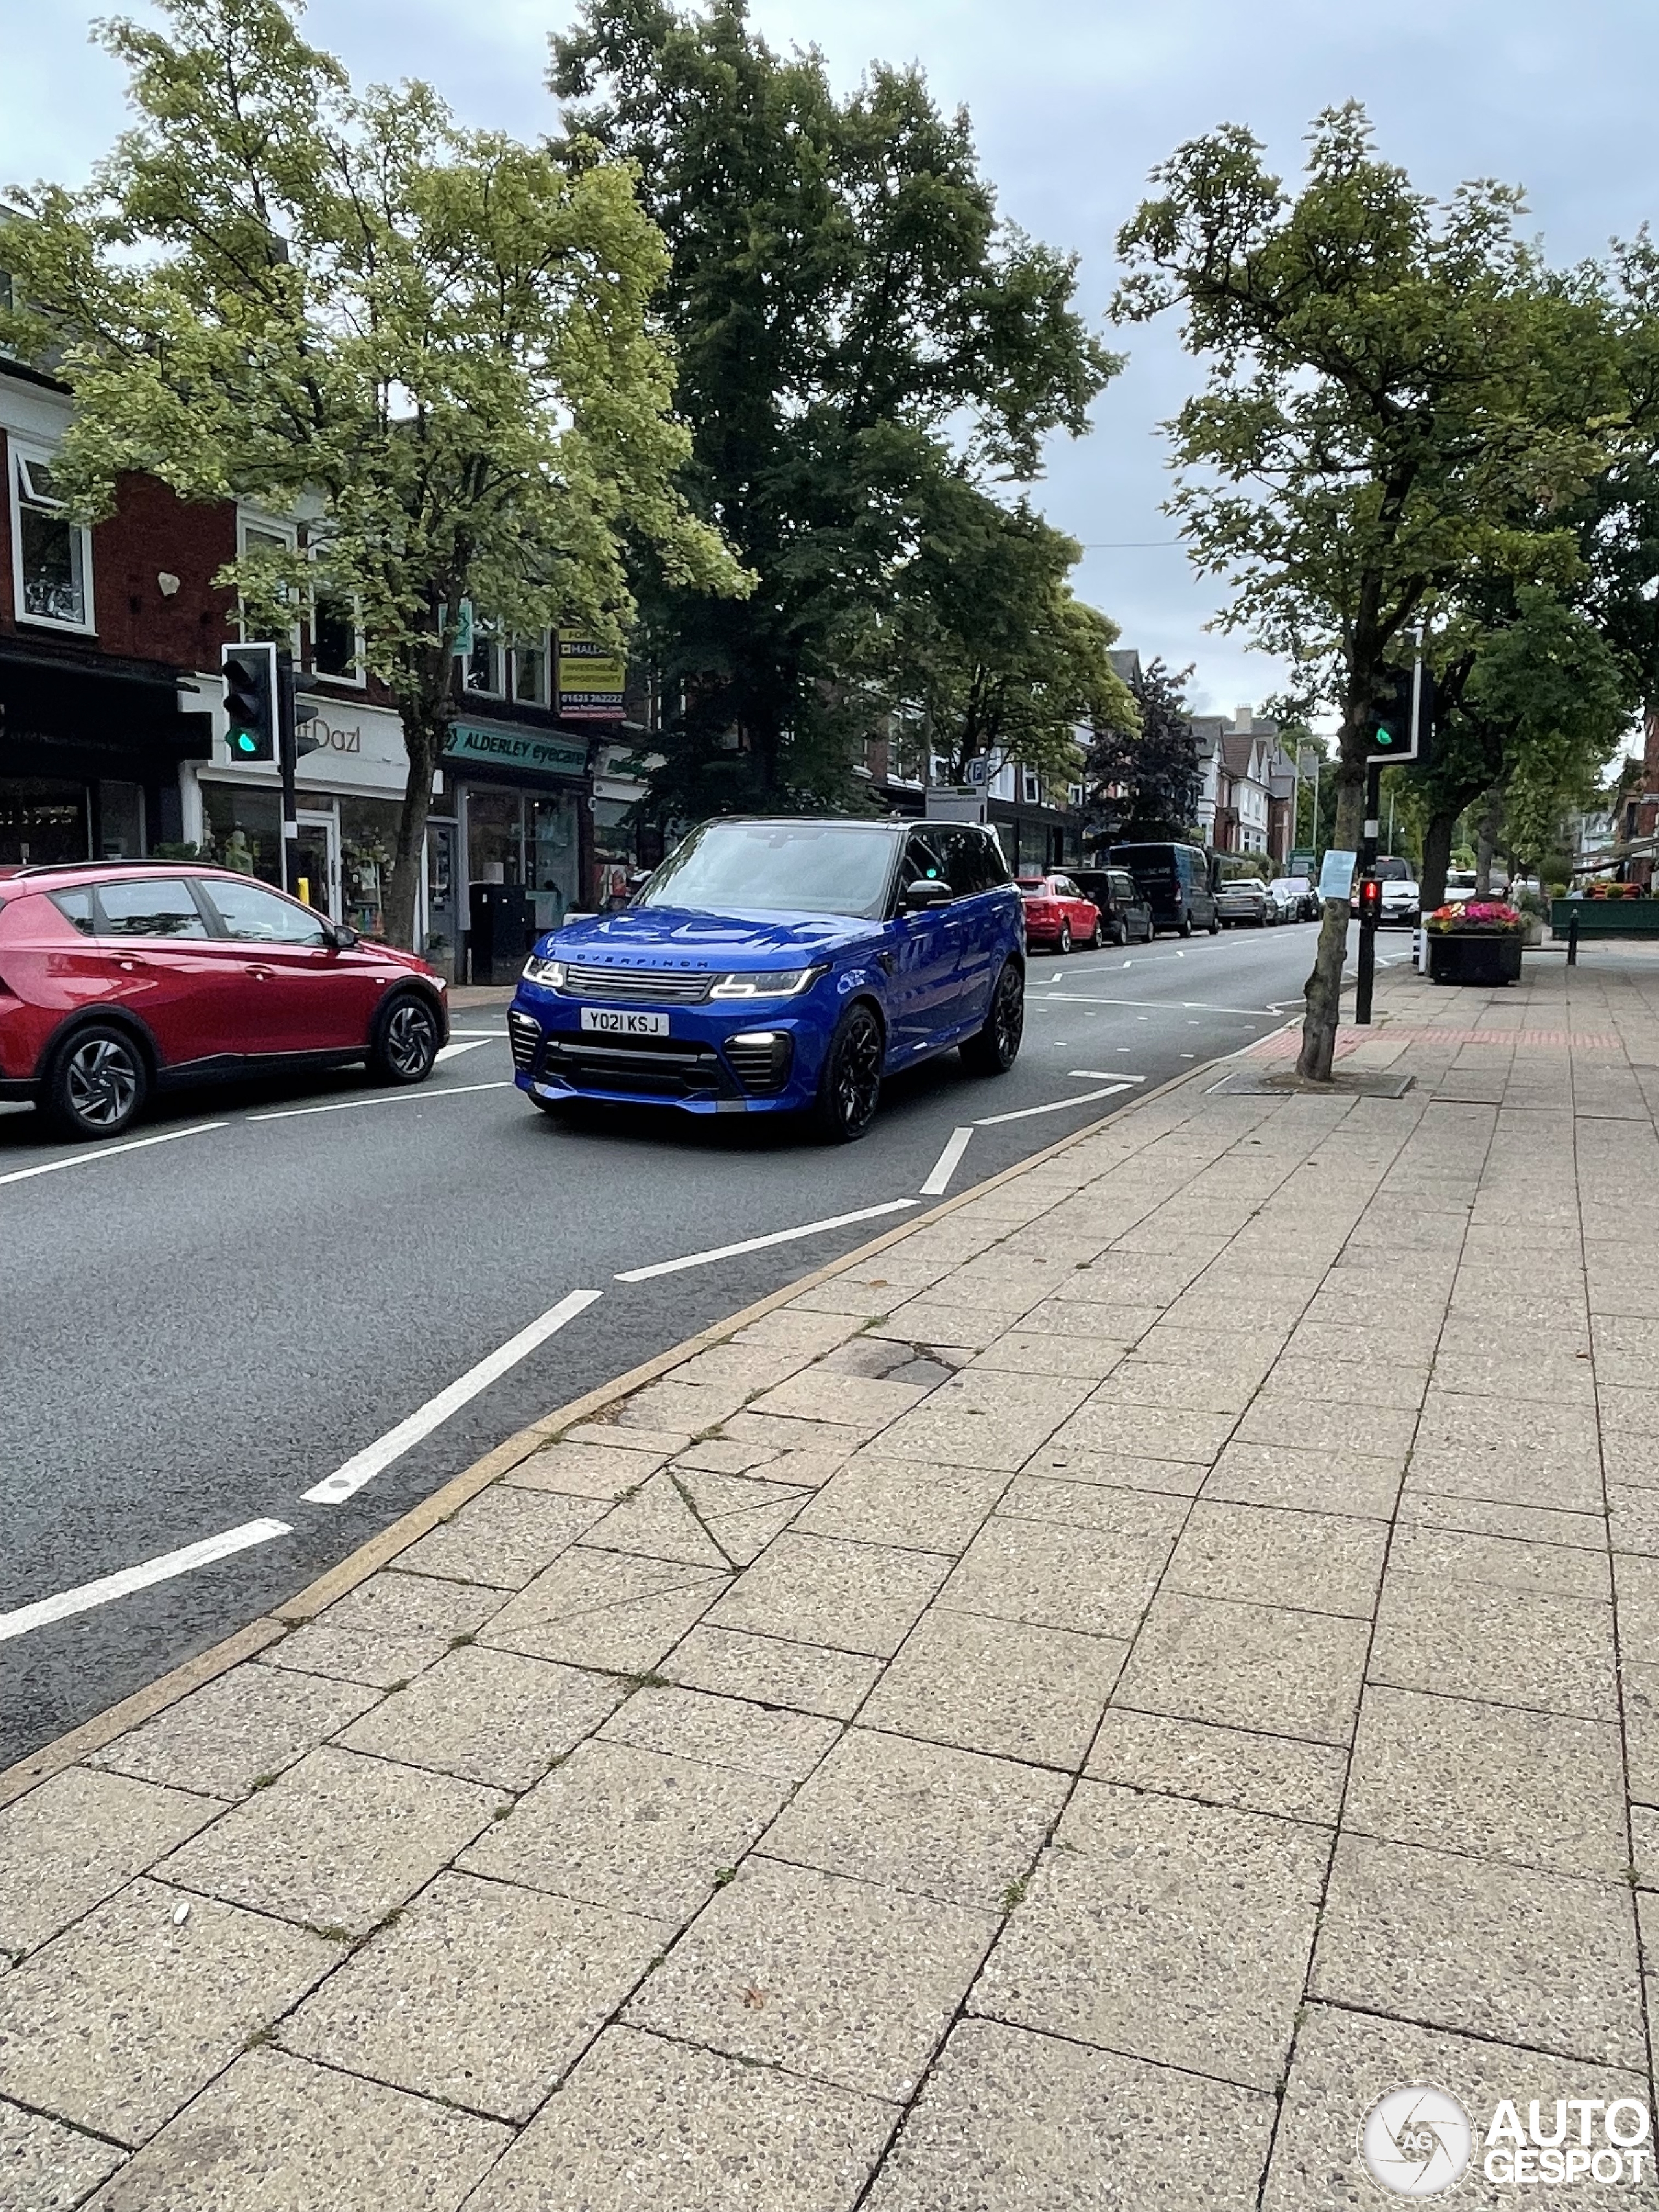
1357 876 1384 922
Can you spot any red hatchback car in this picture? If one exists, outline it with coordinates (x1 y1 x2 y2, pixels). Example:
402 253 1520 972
1017 873 1102 953
0 861 448 1139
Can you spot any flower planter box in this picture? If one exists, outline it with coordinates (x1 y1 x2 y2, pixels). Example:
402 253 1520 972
1427 931 1523 986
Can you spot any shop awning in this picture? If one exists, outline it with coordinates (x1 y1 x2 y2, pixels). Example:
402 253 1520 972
0 642 213 762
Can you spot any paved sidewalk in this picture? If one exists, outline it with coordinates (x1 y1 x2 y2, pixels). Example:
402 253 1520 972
5 950 1659 2209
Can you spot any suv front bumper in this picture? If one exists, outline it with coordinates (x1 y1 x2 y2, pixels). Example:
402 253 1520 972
508 986 826 1115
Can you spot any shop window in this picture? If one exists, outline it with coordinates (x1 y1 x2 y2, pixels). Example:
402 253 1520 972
201 781 283 887
0 779 88 867
98 781 145 859
11 448 93 631
339 796 400 938
512 634 550 706
529 792 576 931
467 786 522 886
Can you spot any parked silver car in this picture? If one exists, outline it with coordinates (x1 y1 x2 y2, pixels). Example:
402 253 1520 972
1266 876 1314 922
1216 874 1275 927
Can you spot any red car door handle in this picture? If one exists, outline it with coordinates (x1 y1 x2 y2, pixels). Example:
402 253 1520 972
115 956 150 973
247 965 276 981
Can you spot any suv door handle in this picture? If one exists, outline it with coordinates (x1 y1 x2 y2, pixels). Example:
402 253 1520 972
247 965 276 982
114 955 150 973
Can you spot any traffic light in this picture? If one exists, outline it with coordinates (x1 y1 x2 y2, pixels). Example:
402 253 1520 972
221 642 279 762
1357 875 1384 925
1365 662 1434 765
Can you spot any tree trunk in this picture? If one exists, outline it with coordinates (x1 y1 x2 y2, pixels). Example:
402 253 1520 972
382 699 444 952
1420 808 1455 913
1295 741 1367 1082
1474 789 1502 896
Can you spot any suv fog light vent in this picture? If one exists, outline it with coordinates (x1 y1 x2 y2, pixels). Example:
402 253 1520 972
724 1029 793 1093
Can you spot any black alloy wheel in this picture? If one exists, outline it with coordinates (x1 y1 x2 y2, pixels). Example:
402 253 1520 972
810 1002 884 1141
48 1025 148 1141
960 959 1025 1076
368 992 441 1085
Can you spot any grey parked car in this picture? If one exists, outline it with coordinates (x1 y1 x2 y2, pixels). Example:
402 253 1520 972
1215 874 1274 927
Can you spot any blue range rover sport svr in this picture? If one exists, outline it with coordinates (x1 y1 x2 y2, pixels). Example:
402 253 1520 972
508 817 1026 1140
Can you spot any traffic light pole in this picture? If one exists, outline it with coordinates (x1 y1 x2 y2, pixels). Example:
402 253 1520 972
277 651 299 899
1354 760 1382 1025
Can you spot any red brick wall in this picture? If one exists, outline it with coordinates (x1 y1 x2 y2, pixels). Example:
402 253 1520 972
0 434 236 673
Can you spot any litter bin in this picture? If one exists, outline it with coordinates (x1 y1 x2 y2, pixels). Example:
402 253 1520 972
468 882 533 986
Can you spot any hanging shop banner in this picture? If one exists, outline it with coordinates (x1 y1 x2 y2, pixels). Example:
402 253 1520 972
557 632 627 721
443 722 589 780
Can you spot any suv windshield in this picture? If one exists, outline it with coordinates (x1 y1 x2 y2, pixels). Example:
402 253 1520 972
1373 856 1415 881
638 820 901 919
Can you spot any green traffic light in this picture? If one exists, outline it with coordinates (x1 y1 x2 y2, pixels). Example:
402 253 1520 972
233 730 257 755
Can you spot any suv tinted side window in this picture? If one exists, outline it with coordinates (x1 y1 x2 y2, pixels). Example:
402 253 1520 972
205 879 329 946
901 833 950 892
1110 871 1137 902
48 888 97 936
932 827 1003 896
96 879 211 938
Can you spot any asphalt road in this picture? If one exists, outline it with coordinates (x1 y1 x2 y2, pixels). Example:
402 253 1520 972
0 920 1363 1768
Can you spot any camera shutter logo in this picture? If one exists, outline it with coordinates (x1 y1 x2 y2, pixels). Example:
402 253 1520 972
1362 2086 1473 2196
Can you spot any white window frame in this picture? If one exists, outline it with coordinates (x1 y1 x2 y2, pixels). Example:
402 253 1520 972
463 619 505 699
509 628 551 707
236 511 301 655
10 440 95 634
305 547 365 688
1023 769 1041 806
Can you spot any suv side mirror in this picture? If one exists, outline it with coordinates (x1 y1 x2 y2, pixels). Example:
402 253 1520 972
903 878 953 911
325 921 358 949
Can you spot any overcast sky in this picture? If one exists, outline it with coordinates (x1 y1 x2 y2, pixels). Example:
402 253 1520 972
6 0 1656 717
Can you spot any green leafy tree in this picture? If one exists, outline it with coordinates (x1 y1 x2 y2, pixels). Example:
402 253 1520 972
2 0 745 945
552 0 1118 820
865 487 1133 788
1115 104 1622 1078
1084 657 1201 841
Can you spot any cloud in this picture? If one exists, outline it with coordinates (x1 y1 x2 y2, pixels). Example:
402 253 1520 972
9 0 1654 714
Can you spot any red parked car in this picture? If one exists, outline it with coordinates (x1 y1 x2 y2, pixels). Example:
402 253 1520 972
0 861 448 1139
1017 873 1102 953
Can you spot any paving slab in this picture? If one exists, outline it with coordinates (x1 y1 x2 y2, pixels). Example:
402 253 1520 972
504 1438 671 1498
458 1738 789 1925
1368 1568 1619 1721
461 2025 894 2212
395 1486 606 1589
264 1570 502 1689
623 1854 995 2102
974 1780 1329 2091
663 1625 883 1719
1164 1500 1387 1618
872 1370 1093 1470
0 1878 334 2145
791 1456 1009 1553
864 2016 1275 2212
0 1769 222 1959
596 1684 841 1780
1200 1440 1404 1519
339 1646 626 1791
480 1548 728 1674
1312 1834 1646 2068
279 1871 668 2121
1114 1590 1370 1745
940 1515 1171 1640
87 1666 380 1802
860 1607 1125 1767
1085 1708 1348 1826
704 1533 951 1657
78 2045 508 2212
1345 1685 1629 1878
156 1744 498 1937
759 1729 1065 1908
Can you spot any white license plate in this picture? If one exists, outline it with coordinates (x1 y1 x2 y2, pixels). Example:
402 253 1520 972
579 1007 669 1036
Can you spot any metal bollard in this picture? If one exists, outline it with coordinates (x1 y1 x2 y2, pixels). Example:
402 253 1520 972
1567 910 1579 968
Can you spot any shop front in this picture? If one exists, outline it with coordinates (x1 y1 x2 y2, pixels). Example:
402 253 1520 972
0 640 210 867
183 685 427 949
441 720 592 983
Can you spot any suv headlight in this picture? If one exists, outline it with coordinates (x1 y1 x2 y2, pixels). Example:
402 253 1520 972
709 965 828 999
522 954 567 988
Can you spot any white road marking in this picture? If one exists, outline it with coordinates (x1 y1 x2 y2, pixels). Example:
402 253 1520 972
0 1519 291 1644
435 1038 496 1062
616 1200 919 1284
973 1084 1131 1126
920 1126 975 1196
1040 994 1282 1014
303 1288 604 1505
1068 1070 1147 1082
0 1121 226 1191
249 1080 513 1122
